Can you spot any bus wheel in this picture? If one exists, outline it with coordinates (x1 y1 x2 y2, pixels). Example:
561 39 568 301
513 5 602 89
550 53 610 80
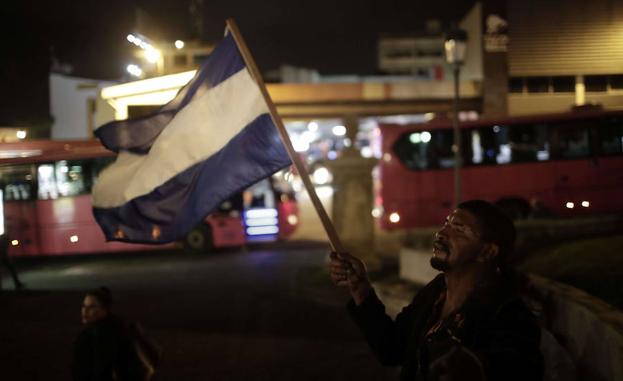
184 224 213 254
495 198 531 220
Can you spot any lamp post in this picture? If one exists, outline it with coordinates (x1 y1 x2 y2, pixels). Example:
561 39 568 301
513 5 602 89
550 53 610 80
444 28 467 206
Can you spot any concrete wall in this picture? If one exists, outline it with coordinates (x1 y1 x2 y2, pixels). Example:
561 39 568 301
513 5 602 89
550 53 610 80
525 275 623 381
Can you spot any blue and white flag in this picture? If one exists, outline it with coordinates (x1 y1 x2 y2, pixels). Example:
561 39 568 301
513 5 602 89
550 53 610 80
92 32 291 243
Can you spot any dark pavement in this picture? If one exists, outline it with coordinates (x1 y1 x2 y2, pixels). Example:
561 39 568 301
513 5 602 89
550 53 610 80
0 242 400 380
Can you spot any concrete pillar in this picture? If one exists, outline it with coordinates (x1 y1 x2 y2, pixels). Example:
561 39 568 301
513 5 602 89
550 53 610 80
575 75 585 106
326 115 380 270
482 0 510 118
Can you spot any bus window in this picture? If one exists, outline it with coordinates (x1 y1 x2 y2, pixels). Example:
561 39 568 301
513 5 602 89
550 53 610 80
557 125 590 159
470 126 502 165
433 130 457 169
599 117 623 155
38 160 92 199
243 178 275 209
55 160 85 197
38 164 57 199
469 123 549 166
1 165 34 201
393 130 462 170
507 124 549 163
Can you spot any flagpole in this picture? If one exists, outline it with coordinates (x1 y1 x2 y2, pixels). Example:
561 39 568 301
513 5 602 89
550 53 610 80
226 18 346 255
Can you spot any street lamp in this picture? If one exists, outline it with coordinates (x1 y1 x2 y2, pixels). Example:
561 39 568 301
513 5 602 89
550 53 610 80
444 28 467 206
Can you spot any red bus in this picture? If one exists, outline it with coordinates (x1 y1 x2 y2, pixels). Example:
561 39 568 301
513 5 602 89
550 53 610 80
377 109 623 229
0 140 298 257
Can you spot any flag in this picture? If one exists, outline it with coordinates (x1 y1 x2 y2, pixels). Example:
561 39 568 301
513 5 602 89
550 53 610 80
92 32 291 243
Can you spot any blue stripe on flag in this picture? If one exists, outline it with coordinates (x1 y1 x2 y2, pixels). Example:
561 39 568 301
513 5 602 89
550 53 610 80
95 33 246 154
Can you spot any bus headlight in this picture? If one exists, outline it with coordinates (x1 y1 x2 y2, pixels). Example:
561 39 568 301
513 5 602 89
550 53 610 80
389 212 401 223
565 202 574 209
581 201 590 208
11 239 19 246
287 214 298 226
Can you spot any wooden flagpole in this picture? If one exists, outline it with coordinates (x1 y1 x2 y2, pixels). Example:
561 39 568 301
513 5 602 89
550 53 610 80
226 18 346 254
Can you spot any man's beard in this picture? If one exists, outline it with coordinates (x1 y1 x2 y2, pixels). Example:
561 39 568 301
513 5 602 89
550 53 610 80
430 256 450 272
431 239 450 272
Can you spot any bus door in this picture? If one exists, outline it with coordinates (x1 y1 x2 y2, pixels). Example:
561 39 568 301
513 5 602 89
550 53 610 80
552 121 596 214
242 178 280 242
1 164 40 256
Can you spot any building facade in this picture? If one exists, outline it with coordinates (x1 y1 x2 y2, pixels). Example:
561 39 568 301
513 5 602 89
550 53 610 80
506 0 623 115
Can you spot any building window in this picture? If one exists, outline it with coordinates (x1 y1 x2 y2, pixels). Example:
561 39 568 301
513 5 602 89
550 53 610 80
508 77 523 93
416 68 430 78
526 77 549 93
193 54 208 65
552 76 575 93
386 50 413 59
173 54 187 66
610 75 623 90
585 75 608 92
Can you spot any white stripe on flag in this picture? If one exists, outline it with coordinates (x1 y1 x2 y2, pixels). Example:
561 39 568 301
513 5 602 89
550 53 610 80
93 68 269 208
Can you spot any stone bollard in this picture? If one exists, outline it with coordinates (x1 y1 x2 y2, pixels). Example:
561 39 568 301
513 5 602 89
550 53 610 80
326 116 379 270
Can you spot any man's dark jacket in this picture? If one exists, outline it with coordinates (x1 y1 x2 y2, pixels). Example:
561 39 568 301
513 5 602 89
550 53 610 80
348 274 543 380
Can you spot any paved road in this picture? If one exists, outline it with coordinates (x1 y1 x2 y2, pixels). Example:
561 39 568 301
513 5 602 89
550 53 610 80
0 242 400 380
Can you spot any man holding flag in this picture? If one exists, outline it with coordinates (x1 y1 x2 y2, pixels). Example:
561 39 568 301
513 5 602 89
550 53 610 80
330 200 544 381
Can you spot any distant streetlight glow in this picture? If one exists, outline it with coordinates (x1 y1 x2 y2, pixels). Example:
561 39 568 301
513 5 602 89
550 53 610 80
371 207 382 218
307 121 319 132
126 64 143 77
144 48 161 63
16 130 27 139
313 167 332 185
175 40 185 49
332 125 346 136
421 131 432 143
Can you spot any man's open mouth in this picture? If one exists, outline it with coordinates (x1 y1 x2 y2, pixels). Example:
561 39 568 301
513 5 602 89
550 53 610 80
432 240 449 254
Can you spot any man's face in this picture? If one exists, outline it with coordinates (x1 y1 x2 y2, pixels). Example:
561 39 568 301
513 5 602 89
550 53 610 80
81 295 108 324
431 208 484 272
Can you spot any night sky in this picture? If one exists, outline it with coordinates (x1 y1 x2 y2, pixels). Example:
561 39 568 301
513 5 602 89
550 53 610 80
0 0 476 126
